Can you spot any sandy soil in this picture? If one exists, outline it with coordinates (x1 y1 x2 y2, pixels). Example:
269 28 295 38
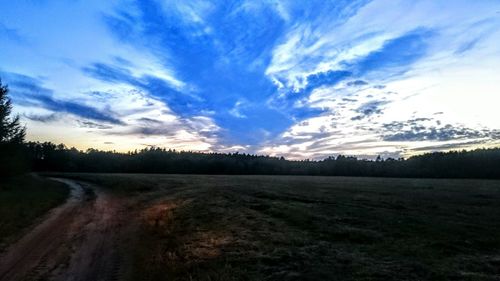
0 178 135 281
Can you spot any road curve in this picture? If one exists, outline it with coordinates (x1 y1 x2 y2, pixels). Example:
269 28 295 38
0 178 133 281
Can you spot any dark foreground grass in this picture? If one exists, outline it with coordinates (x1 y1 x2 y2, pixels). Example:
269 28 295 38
0 174 69 251
55 174 500 281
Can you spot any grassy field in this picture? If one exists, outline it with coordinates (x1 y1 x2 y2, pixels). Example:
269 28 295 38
0 175 69 251
52 173 500 281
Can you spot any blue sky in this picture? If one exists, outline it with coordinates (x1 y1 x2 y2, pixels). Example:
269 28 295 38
1 0 500 159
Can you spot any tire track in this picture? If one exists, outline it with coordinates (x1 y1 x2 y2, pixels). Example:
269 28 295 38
0 178 135 281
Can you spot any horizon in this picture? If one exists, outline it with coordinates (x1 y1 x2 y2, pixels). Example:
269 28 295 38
23 140 500 162
1 1 500 160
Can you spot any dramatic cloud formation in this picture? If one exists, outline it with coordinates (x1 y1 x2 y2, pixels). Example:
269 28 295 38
1 0 499 158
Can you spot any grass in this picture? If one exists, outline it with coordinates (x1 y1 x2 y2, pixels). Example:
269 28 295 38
40 174 500 280
0 174 69 251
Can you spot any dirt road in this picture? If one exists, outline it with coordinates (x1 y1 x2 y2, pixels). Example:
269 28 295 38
0 178 134 281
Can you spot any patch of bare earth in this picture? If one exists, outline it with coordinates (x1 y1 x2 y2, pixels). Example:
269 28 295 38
0 178 137 281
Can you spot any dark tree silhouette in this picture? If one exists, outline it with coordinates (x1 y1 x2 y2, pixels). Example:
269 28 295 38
24 142 500 179
0 80 25 143
0 80 27 177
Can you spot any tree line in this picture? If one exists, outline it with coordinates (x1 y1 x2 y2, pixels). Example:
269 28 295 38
1 79 500 179
18 142 500 179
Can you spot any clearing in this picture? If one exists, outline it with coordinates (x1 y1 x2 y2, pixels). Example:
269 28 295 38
1 174 500 280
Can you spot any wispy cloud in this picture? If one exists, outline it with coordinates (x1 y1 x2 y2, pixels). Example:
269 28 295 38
3 72 124 125
23 113 60 123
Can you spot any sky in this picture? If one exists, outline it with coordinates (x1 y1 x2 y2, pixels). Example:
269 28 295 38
1 0 500 159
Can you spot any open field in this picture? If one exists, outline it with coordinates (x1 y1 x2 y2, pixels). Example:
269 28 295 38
0 175 69 251
2 174 500 280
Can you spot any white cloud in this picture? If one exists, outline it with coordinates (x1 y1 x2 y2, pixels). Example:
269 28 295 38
266 0 500 91
228 100 248 118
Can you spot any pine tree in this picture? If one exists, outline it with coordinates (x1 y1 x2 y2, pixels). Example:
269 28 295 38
0 80 25 144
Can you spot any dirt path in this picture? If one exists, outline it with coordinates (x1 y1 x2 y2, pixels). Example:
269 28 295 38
0 178 135 281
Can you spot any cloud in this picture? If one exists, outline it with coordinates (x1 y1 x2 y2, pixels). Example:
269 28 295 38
256 1 500 159
346 80 368 87
454 38 482 55
92 1 299 145
136 117 164 125
38 96 123 125
82 63 137 85
228 100 248 118
265 28 433 125
351 100 388 120
129 126 180 137
80 0 500 152
77 120 113 129
23 113 60 123
411 140 490 152
382 122 500 142
351 28 433 75
82 62 203 116
102 10 139 43
2 72 124 125
304 70 352 93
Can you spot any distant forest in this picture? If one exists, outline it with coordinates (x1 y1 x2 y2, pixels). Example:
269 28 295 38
10 142 499 179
